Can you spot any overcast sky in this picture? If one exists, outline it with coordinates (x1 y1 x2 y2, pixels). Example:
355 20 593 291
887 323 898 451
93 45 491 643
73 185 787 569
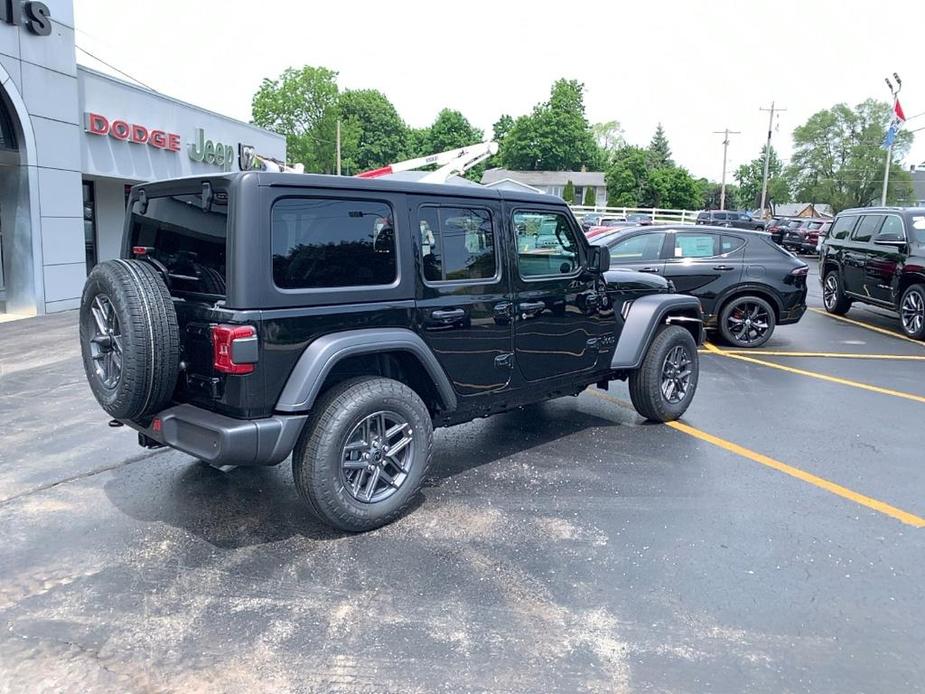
73 0 925 181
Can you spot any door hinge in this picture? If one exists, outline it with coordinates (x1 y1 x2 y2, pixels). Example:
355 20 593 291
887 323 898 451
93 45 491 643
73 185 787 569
494 352 514 369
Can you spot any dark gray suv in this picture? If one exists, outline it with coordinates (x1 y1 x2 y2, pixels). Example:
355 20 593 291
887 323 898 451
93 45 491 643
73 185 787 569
696 210 767 231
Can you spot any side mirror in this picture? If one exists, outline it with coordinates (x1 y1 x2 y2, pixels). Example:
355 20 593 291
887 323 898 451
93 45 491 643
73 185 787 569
590 245 611 273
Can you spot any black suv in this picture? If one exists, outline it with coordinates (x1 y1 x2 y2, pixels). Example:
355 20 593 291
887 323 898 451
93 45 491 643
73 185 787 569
79 173 702 531
820 207 925 339
696 210 766 231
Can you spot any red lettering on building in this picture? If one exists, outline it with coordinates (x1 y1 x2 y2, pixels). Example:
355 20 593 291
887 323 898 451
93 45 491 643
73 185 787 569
84 112 180 153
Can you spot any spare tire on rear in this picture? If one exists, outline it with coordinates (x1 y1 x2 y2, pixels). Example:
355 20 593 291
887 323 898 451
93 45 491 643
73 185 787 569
79 259 180 420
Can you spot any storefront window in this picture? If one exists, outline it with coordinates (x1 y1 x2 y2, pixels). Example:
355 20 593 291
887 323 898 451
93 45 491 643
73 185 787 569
83 181 97 272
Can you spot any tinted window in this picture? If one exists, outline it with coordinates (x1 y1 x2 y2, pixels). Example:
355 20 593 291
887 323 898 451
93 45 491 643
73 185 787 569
673 232 719 258
720 235 745 254
514 211 580 277
806 221 824 230
607 232 665 262
419 206 496 283
910 214 925 244
271 198 396 289
697 212 709 221
830 215 857 239
851 215 884 243
130 193 228 296
876 215 905 240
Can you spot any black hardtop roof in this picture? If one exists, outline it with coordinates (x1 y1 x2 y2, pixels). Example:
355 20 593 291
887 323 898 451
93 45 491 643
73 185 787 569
838 206 925 216
133 171 562 206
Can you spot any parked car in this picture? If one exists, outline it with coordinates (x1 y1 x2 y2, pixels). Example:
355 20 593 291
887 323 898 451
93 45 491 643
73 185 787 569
696 210 767 231
766 217 795 244
594 224 808 347
586 217 633 239
78 172 703 532
820 207 925 339
579 213 602 231
625 212 655 226
782 218 829 254
814 221 833 254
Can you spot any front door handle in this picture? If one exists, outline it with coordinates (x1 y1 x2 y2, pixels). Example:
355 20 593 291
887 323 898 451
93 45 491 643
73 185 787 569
713 265 734 271
518 301 545 313
640 266 660 273
431 308 466 322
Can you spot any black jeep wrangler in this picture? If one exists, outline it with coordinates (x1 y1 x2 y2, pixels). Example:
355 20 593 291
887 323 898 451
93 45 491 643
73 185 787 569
79 173 702 531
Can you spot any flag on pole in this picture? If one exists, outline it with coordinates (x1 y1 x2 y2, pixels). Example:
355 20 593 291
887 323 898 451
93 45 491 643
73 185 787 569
882 100 906 149
894 100 906 123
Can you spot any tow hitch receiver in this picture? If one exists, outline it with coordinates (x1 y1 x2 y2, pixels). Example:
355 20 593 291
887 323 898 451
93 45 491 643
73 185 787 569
138 432 164 449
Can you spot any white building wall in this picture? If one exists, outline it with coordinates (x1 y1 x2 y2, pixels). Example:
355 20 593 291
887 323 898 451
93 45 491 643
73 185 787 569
93 177 125 262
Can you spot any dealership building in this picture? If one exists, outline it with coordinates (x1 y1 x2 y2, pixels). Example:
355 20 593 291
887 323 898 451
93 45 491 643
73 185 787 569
0 0 285 316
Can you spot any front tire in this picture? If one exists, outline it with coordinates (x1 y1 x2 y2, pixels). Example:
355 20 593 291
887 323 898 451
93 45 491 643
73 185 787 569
629 325 699 422
292 377 434 532
822 271 851 315
899 284 925 339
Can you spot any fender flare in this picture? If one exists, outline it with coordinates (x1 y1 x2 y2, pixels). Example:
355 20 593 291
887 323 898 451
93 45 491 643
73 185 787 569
611 294 703 370
275 328 457 414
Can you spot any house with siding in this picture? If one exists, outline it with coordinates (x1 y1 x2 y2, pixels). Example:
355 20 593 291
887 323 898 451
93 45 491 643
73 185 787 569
481 169 607 205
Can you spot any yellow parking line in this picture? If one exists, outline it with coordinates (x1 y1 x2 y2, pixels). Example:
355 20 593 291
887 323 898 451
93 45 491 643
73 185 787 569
808 307 924 346
718 350 925 361
587 390 925 528
707 345 925 405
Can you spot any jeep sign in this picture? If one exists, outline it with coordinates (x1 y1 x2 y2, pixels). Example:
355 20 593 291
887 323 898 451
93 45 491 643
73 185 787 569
188 128 235 171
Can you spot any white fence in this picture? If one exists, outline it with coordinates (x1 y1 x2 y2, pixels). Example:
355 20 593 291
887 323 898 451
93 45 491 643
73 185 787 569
569 205 699 225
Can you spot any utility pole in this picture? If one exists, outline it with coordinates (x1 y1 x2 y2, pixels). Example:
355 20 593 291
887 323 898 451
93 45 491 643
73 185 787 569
712 128 741 210
758 101 786 216
335 119 342 176
881 73 902 206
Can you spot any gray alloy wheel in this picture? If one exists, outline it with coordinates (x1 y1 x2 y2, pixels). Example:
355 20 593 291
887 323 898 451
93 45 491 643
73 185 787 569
720 297 775 348
899 285 925 339
822 273 839 311
85 294 124 390
340 410 414 504
660 344 693 404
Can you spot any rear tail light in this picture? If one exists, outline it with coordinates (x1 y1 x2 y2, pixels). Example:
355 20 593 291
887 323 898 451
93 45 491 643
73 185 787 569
790 266 809 277
211 324 257 375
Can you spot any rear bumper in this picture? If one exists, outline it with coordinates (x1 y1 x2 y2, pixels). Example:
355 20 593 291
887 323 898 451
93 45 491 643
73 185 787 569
778 302 807 325
124 405 307 466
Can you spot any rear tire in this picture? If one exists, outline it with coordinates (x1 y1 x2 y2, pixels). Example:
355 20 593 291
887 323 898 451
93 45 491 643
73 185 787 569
718 296 776 348
822 270 851 315
292 377 434 532
79 259 179 420
899 284 925 339
629 325 699 422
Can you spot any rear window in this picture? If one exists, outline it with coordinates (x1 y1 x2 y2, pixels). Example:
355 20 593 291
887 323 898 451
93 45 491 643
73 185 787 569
419 206 497 283
271 198 397 290
130 193 228 296
851 215 883 242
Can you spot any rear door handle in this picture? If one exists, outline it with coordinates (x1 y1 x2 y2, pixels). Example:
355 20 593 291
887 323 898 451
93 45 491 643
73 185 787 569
431 308 466 322
713 265 735 271
639 266 660 273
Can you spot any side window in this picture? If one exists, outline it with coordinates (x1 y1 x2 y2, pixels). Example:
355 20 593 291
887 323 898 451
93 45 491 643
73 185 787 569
720 235 745 254
418 206 496 283
514 210 580 278
271 198 396 289
831 215 856 239
876 215 905 240
607 232 666 262
672 232 719 258
851 215 884 243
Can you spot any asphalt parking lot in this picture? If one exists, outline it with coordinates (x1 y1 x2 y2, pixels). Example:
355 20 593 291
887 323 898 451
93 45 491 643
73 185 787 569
1 263 923 693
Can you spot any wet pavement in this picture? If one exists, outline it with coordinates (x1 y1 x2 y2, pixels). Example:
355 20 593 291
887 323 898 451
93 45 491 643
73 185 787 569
1 264 923 692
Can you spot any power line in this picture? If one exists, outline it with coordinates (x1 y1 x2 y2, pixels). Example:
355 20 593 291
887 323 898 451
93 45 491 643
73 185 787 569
75 44 158 92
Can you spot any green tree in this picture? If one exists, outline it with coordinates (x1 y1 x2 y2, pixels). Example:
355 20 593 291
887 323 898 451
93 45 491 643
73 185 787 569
251 66 339 172
592 120 625 164
582 186 596 206
562 180 575 203
336 89 408 174
501 79 601 171
425 108 483 153
492 114 514 147
605 146 648 206
646 123 673 169
787 99 914 212
734 145 792 209
700 180 741 210
643 166 702 209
